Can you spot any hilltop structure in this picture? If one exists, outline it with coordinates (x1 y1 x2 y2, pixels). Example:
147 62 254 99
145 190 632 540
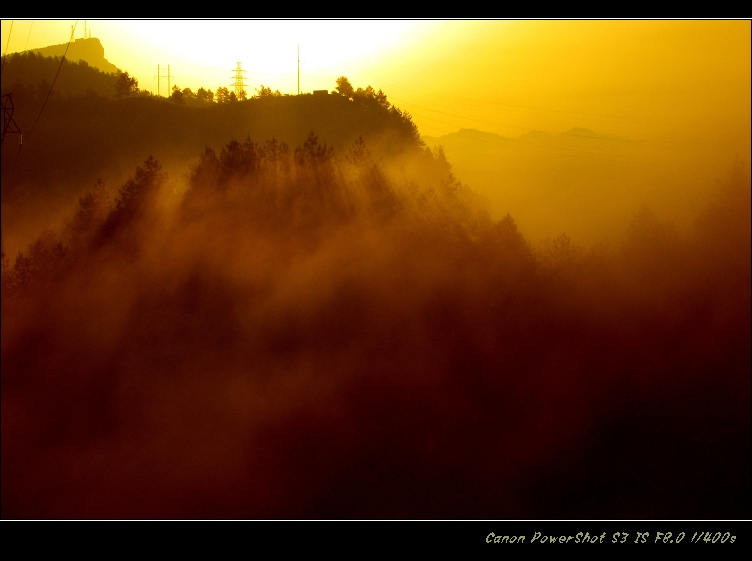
28 37 119 74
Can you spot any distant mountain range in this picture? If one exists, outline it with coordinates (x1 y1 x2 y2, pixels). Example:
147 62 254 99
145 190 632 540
25 37 119 74
422 127 627 146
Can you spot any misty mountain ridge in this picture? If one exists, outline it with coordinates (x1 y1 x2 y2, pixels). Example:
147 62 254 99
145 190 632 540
422 127 628 147
421 124 733 243
561 127 626 140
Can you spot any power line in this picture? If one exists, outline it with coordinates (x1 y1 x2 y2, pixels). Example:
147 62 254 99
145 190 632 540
304 69 697 134
429 130 641 163
1 19 13 75
377 77 637 122
24 20 33 51
396 97 645 146
25 20 77 139
390 95 534 134
373 75 698 128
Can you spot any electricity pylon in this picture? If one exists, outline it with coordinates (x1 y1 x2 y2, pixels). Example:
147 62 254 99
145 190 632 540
232 62 248 99
1 93 22 145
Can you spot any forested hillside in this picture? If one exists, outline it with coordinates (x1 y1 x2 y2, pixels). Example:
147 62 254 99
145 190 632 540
2 130 749 518
1 50 122 99
1 54 418 258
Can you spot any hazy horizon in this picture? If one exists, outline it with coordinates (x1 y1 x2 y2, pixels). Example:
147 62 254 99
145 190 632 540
2 20 749 145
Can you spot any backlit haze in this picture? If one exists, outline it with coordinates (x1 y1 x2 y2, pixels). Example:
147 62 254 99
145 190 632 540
2 20 749 144
1 19 750 520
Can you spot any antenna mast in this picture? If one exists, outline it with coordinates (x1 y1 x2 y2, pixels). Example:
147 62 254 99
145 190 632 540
155 65 172 97
297 45 300 95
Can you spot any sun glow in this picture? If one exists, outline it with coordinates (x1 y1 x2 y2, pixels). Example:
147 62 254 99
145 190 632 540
1 20 434 96
2 20 748 146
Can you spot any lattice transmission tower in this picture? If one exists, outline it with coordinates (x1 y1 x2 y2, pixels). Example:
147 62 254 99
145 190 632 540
232 62 248 99
1 94 22 145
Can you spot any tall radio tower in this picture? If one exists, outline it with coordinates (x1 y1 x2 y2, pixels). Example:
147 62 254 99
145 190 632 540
232 62 248 99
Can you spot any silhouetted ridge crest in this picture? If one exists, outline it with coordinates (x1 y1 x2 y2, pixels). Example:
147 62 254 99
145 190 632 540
1 75 425 204
28 37 119 73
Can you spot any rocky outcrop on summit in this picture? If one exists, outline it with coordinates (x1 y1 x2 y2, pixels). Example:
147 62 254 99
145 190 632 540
30 37 119 74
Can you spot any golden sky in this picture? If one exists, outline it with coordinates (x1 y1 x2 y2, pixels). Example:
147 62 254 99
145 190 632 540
2 19 750 150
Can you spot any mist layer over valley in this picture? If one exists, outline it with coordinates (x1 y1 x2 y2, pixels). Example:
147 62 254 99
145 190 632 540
422 127 750 245
1 45 750 519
